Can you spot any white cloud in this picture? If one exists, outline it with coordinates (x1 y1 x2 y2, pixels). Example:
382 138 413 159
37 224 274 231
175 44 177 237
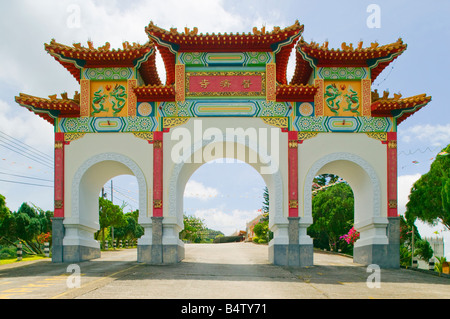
397 173 421 215
0 0 251 95
184 180 219 200
399 124 450 147
0 99 53 153
193 208 261 236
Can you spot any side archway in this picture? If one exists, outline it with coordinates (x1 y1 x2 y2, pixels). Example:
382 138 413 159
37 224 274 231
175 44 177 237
303 152 394 267
62 152 148 262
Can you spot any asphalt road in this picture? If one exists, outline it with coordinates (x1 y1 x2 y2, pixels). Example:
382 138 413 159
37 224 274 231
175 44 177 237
0 242 449 300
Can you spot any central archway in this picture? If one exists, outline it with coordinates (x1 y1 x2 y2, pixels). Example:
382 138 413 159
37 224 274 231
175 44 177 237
182 160 267 239
137 118 292 265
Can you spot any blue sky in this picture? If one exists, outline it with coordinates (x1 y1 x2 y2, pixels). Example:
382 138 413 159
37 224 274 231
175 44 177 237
0 1 449 255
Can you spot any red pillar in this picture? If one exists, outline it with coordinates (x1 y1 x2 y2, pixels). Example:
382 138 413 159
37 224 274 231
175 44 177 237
288 131 299 217
54 132 65 218
153 131 163 217
386 132 398 217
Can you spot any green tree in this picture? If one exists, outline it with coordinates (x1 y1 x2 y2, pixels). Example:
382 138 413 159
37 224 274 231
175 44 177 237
114 210 144 241
4 202 53 255
405 144 450 231
0 194 14 245
180 215 207 243
308 182 354 253
313 174 339 187
414 239 434 262
96 197 126 242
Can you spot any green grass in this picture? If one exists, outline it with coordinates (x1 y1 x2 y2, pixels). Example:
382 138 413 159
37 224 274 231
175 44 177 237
0 255 49 265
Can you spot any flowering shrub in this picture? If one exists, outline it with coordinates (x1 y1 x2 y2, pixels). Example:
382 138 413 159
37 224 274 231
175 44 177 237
340 227 360 245
37 232 51 244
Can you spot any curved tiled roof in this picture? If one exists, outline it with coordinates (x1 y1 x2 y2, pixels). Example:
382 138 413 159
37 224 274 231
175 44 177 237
44 39 161 85
291 38 407 85
133 84 175 102
371 91 431 125
15 93 80 124
276 84 317 102
146 21 304 85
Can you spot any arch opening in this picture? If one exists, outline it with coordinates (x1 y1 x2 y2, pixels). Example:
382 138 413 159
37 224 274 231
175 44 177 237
62 152 148 262
156 122 288 265
181 159 269 263
303 152 391 266
308 174 356 255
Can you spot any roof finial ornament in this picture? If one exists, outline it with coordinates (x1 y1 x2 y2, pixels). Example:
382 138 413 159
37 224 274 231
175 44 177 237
170 27 178 35
341 42 353 51
357 40 363 50
99 42 110 51
252 25 266 35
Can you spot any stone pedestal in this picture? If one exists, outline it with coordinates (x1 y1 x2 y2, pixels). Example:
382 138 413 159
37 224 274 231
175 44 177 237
269 217 313 267
353 217 400 268
51 217 64 263
137 217 184 264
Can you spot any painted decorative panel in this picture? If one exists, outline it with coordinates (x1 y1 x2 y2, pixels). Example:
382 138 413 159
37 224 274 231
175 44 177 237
185 71 266 98
137 102 155 117
266 63 276 102
90 80 128 117
361 78 372 117
158 100 292 117
82 67 134 80
323 80 361 117
127 79 137 117
178 52 274 67
80 79 90 117
297 102 314 117
318 67 368 80
56 116 158 133
293 116 394 133
314 78 324 116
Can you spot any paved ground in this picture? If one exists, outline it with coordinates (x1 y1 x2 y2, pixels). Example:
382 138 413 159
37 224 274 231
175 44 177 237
0 242 449 300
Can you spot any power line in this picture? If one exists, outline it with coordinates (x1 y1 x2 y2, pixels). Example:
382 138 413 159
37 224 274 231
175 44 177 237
0 171 53 183
0 135 53 162
0 178 53 188
0 141 53 169
0 130 53 161
0 137 53 163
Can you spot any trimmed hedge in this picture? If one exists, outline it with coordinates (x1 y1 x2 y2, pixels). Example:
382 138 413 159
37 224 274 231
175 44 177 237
213 236 244 243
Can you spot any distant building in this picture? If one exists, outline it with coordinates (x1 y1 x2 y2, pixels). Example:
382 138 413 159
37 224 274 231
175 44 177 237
246 213 265 242
417 237 445 270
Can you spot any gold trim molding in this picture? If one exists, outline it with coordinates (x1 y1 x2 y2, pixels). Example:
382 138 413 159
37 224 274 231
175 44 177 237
366 132 387 142
163 117 190 129
261 117 288 129
133 132 154 142
298 132 319 141
64 133 86 143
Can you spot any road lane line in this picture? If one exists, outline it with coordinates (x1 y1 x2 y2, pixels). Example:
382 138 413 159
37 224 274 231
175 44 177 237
51 263 142 299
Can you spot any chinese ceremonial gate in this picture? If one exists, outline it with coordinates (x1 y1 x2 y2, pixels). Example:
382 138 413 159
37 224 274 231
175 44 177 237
15 21 431 268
